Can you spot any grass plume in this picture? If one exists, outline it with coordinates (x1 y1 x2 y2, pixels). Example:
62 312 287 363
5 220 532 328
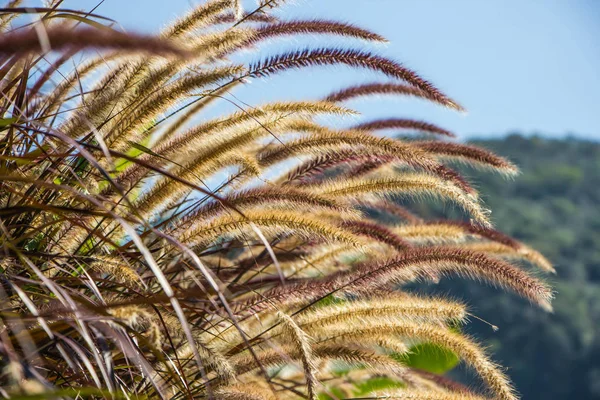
250 19 388 43
353 118 456 137
249 48 461 108
0 2 552 399
0 26 188 56
325 82 465 111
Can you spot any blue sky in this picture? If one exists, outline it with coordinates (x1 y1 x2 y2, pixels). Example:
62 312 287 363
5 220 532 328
56 0 600 139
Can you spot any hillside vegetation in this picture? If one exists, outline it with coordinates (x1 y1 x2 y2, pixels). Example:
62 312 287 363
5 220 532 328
413 134 600 399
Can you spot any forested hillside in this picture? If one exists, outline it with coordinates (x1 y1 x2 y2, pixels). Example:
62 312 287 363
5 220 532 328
410 134 600 399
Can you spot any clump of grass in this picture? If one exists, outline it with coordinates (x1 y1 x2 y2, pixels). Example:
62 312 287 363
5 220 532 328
0 2 552 400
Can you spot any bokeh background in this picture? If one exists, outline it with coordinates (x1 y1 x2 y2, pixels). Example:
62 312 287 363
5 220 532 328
23 1 600 398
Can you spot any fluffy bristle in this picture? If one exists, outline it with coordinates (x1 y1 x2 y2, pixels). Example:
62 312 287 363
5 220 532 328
0 3 550 400
353 118 456 137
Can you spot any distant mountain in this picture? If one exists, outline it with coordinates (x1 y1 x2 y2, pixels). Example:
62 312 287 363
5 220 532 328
409 134 600 399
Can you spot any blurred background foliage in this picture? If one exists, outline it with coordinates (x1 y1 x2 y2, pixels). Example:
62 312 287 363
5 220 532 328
402 134 600 399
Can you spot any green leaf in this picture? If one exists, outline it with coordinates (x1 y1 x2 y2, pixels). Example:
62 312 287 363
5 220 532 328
313 294 346 308
353 376 405 395
395 342 460 374
128 141 170 160
318 387 348 400
0 117 17 129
